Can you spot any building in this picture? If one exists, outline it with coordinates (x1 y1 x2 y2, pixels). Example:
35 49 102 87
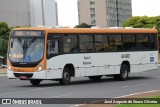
0 0 58 27
0 0 30 27
30 0 58 27
78 0 132 27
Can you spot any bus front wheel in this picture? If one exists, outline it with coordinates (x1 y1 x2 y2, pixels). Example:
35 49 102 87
30 79 41 86
114 64 129 81
59 68 71 85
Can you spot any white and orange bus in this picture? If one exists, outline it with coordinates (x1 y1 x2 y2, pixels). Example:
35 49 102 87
7 27 159 85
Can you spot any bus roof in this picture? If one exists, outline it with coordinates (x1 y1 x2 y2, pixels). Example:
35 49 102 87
12 27 158 34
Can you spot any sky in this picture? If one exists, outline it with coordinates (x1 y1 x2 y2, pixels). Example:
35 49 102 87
56 0 160 27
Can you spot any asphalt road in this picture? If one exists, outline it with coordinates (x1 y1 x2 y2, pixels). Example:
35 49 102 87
0 67 160 107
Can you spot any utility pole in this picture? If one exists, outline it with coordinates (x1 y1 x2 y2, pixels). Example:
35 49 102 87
116 0 119 27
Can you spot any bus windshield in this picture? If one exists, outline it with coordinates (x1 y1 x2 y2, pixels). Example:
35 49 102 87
9 31 45 63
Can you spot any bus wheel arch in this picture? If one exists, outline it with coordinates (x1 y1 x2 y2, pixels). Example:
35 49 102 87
64 64 75 77
121 61 130 73
114 61 130 81
59 64 75 85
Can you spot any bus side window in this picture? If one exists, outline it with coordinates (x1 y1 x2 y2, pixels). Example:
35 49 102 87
51 40 59 54
94 34 108 52
149 34 156 50
47 35 59 58
79 35 94 52
136 34 149 50
123 34 136 50
47 40 51 57
109 34 123 51
63 35 79 53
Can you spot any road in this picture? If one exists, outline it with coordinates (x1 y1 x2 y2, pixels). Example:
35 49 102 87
0 68 160 107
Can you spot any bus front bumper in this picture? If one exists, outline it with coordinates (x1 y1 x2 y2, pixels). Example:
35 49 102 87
7 70 47 80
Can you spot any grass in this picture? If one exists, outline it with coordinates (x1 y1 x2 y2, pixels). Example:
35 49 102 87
115 96 160 107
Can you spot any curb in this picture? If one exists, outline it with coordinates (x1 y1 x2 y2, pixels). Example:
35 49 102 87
116 90 160 98
0 74 6 76
71 90 160 107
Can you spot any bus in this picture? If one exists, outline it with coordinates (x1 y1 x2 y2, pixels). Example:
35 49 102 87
7 27 159 85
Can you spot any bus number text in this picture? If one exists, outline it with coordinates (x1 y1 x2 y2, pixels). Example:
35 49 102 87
121 54 130 58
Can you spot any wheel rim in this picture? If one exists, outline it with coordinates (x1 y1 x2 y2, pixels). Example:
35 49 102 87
64 72 70 81
122 68 127 78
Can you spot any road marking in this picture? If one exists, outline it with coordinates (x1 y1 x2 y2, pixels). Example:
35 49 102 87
29 87 49 91
70 104 85 107
154 76 160 78
70 90 160 107
116 90 160 98
122 83 148 88
48 93 75 98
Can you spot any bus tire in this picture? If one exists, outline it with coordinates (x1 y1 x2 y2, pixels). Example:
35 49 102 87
88 76 102 81
114 64 129 81
59 68 71 85
30 79 41 86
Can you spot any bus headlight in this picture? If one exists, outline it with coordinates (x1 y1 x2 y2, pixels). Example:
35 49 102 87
8 66 11 70
38 66 42 71
37 64 44 72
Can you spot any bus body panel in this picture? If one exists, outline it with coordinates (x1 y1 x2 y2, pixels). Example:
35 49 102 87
7 70 47 79
7 28 159 83
45 51 158 79
7 70 16 79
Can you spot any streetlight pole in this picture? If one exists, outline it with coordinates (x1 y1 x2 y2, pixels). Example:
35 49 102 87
116 0 119 27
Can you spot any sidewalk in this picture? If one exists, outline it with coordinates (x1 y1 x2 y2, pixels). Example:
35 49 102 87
0 67 7 74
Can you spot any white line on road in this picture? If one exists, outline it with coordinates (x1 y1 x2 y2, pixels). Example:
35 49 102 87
122 83 148 88
70 104 85 107
70 90 160 107
154 76 160 78
48 93 75 98
116 89 160 98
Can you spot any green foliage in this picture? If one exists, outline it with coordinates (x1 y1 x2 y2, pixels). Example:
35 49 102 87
0 22 19 57
0 22 10 36
123 16 160 37
0 23 26 57
74 23 91 28
0 22 10 57
0 39 8 57
115 96 160 107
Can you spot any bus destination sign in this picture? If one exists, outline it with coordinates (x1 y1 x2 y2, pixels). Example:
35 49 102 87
13 31 42 36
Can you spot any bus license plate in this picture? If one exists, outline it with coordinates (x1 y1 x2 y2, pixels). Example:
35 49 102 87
20 76 27 79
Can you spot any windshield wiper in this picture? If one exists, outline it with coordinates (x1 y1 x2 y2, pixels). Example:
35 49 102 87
18 37 23 48
27 37 36 48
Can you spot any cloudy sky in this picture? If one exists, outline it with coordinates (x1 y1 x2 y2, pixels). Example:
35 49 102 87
56 0 160 27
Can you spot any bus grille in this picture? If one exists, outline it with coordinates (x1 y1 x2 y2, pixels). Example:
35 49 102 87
14 73 33 78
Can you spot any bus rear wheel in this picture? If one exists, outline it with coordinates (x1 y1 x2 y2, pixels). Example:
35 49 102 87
88 76 102 81
30 79 41 86
59 68 71 85
114 64 129 81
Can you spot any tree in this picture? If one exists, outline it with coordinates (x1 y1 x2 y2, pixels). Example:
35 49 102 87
74 23 91 28
123 16 160 51
123 16 160 34
0 22 10 57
